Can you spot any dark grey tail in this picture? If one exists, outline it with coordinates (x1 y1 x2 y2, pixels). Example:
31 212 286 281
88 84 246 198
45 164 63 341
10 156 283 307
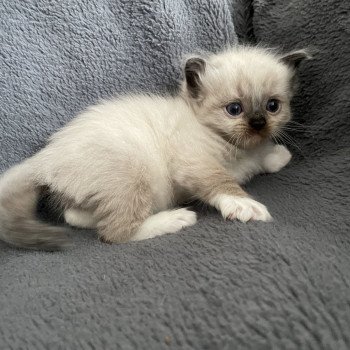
0 163 70 251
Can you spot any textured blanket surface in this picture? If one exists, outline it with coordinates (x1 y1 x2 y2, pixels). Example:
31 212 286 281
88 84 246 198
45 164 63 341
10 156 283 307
0 0 349 349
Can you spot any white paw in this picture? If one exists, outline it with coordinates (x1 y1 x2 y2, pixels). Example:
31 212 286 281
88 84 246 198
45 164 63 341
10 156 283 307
64 208 97 229
210 195 272 223
162 208 197 232
132 208 197 241
263 145 292 173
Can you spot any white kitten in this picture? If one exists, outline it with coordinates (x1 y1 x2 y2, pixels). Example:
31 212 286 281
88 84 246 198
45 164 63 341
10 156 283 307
0 46 310 250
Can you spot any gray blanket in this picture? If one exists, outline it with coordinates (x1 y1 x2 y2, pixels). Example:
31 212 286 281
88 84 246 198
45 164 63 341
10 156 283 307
0 0 349 349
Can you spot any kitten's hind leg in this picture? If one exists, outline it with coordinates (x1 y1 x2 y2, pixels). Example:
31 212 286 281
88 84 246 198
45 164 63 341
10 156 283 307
131 208 197 241
95 194 196 243
64 208 97 229
81 163 195 243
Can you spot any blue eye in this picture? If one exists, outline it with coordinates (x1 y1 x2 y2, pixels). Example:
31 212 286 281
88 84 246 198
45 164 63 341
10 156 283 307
226 102 243 116
266 99 280 113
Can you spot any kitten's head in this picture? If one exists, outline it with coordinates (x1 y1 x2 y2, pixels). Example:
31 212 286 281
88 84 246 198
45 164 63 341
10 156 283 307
182 46 311 148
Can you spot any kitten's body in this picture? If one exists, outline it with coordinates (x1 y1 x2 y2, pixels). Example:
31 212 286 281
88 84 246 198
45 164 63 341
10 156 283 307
0 46 309 250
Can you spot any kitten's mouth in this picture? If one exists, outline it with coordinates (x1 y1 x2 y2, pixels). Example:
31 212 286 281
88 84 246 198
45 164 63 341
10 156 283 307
241 135 263 148
236 128 273 149
220 128 272 149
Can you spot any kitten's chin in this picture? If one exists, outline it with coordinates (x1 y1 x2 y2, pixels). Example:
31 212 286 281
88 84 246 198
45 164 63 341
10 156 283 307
220 128 273 149
237 133 268 149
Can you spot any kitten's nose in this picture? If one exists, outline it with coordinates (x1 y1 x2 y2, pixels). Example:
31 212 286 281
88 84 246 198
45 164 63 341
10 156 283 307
249 116 266 131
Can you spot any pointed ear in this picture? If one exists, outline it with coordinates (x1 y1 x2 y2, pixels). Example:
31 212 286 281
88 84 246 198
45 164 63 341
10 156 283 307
184 57 206 99
279 49 313 69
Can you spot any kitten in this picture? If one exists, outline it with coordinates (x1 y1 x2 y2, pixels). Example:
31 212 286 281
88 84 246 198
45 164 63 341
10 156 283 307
0 46 311 250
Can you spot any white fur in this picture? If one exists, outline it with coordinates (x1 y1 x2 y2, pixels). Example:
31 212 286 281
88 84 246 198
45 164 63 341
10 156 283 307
262 145 292 173
131 208 197 241
209 194 273 222
64 208 97 229
227 143 292 184
0 46 296 247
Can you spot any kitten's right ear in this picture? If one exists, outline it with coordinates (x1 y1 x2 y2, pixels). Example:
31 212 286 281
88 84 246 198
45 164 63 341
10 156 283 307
279 49 313 69
279 48 315 94
184 57 206 99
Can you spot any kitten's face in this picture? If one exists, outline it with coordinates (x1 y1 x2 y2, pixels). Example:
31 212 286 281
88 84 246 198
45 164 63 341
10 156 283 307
183 47 310 148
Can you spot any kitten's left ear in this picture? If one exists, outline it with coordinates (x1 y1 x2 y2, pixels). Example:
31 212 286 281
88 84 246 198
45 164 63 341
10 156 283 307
184 56 206 99
279 49 313 69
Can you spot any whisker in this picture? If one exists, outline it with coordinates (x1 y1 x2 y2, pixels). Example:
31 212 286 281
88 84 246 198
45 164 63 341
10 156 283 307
287 120 326 131
275 131 304 156
281 126 315 135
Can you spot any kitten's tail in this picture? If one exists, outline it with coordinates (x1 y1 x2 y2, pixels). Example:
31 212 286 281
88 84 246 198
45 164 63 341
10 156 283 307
0 162 70 251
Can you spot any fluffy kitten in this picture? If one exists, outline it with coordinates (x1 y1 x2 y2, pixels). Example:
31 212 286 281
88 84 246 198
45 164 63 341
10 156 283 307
0 46 311 250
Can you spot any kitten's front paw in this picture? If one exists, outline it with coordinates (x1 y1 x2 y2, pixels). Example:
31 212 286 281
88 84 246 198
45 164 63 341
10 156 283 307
263 145 292 173
211 195 272 223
